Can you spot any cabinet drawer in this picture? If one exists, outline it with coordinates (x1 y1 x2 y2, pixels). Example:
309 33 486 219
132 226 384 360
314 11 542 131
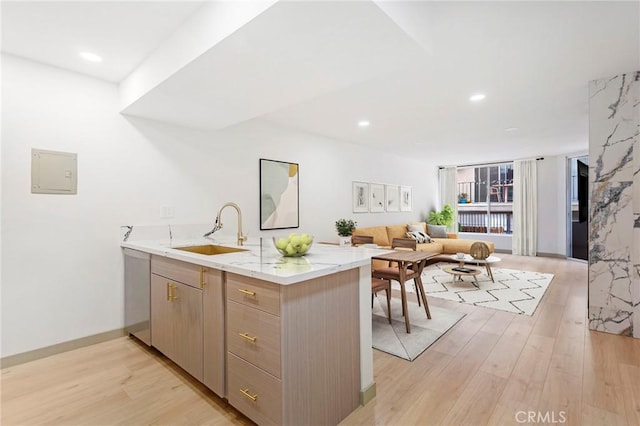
227 273 280 316
227 300 281 378
228 353 282 426
151 256 206 289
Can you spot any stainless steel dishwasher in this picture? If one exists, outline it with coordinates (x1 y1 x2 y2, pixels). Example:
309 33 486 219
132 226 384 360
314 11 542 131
124 248 151 345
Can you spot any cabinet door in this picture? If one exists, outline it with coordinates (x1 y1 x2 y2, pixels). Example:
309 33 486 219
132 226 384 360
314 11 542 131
151 274 203 381
203 268 225 396
151 274 174 360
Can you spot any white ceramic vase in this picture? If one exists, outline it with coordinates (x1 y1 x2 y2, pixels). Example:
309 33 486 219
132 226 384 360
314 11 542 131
338 236 352 246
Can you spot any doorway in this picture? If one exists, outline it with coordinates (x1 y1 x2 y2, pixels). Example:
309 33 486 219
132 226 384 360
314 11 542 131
567 155 588 260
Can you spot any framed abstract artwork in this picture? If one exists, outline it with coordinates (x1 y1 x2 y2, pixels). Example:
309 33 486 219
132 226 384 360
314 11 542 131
385 184 400 212
400 186 412 211
369 183 385 213
260 158 299 230
352 181 369 213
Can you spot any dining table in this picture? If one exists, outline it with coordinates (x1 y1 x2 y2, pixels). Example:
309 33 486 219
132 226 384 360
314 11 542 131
371 250 437 333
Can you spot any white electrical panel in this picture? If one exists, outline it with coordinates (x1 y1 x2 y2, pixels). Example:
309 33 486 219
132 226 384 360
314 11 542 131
31 148 78 194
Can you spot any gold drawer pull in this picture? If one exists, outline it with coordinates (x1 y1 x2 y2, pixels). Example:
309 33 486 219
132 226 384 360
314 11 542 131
238 289 256 296
169 284 178 301
240 388 258 402
199 267 207 289
239 332 257 343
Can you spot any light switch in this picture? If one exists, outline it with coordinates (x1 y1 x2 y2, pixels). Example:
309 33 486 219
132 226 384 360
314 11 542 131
31 149 77 194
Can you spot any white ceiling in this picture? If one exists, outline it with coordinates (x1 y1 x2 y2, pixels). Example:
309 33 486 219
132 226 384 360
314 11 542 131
2 1 639 164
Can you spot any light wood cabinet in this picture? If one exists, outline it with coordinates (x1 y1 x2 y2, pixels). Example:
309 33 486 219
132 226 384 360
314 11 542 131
150 256 224 395
145 255 362 425
203 268 225 396
225 270 361 426
150 274 203 381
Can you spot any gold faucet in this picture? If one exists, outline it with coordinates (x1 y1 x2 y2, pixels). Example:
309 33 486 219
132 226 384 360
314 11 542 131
203 202 247 246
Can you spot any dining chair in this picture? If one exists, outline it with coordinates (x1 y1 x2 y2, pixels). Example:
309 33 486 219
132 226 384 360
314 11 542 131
372 238 423 308
351 235 374 246
371 278 392 323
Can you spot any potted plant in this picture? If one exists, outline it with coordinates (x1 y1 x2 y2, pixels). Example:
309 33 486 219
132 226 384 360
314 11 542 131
428 204 454 229
458 193 468 204
335 218 357 246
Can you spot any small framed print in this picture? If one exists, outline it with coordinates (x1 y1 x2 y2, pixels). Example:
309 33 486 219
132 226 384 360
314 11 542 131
352 181 369 213
385 184 400 212
369 183 385 213
400 186 412 211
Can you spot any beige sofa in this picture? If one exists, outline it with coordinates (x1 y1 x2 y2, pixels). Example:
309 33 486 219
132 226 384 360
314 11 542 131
352 222 494 266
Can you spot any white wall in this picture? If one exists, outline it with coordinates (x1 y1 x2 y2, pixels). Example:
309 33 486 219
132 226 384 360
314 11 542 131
1 55 439 357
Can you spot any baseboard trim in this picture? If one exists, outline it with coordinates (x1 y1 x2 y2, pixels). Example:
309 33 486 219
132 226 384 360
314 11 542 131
537 252 567 259
494 249 512 254
1 328 126 369
360 382 377 406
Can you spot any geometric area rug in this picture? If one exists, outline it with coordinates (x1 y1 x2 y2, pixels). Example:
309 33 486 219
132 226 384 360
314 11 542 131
415 262 554 316
372 298 465 361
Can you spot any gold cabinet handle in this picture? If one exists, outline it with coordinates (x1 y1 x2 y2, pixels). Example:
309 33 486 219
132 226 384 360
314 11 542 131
238 289 256 296
240 388 258 402
199 267 207 289
169 284 179 301
166 282 171 301
239 332 257 343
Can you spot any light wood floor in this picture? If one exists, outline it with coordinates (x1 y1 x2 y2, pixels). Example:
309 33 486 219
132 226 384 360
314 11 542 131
2 254 639 425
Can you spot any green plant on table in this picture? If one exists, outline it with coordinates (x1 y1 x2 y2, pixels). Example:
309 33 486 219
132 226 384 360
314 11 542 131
335 219 357 237
428 204 454 228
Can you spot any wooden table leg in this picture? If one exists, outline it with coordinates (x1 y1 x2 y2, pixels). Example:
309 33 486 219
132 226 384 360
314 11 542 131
414 275 431 319
399 265 411 333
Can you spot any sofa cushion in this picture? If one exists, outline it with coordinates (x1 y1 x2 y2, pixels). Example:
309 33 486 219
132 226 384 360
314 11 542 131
353 226 390 247
427 224 448 238
432 238 495 254
386 224 409 243
416 242 444 254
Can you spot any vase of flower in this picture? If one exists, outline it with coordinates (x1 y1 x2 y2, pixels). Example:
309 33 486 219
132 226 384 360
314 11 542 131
335 218 357 246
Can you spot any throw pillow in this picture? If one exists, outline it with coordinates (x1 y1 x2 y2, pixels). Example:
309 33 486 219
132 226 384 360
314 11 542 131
406 231 431 243
407 223 424 233
427 224 448 238
406 231 422 243
416 231 431 243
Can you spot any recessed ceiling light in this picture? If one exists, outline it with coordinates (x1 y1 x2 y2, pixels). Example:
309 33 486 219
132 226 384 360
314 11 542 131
79 51 102 63
357 120 370 127
469 93 486 102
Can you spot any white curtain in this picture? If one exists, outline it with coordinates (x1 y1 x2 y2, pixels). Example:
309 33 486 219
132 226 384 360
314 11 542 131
512 159 537 256
438 166 458 233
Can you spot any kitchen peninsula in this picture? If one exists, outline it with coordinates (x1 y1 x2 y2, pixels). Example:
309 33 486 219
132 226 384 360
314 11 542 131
121 236 383 426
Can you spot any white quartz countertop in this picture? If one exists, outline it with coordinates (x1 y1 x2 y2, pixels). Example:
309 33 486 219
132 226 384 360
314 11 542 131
121 237 391 285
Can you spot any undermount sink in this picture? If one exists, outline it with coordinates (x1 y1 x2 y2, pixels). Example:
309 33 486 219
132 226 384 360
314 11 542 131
173 244 247 256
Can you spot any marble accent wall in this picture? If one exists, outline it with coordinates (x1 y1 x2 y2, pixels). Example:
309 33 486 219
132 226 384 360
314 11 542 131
588 71 640 338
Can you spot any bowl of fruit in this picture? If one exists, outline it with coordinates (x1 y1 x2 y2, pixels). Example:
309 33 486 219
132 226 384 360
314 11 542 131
273 233 314 257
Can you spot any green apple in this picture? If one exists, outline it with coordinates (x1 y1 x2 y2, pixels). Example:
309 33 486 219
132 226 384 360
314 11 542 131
276 238 288 250
290 236 302 248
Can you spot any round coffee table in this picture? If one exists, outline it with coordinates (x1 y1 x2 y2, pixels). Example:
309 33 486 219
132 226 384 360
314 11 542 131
449 254 501 282
442 266 482 286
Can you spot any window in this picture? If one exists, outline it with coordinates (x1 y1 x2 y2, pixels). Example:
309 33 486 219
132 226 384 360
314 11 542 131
456 163 513 234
